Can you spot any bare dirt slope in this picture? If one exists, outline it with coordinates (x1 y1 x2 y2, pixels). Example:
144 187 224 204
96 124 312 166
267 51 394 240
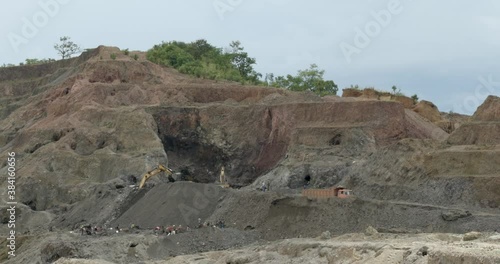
0 47 499 263
112 182 229 229
161 232 500 264
48 232 500 264
448 95 500 145
1 228 261 263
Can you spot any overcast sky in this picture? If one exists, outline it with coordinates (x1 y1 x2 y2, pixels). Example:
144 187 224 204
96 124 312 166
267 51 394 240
1 0 499 114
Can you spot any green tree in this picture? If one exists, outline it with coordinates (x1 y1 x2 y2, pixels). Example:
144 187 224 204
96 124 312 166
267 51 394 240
391 85 403 95
186 39 216 60
54 36 81 59
146 42 195 68
411 94 419 104
268 64 338 96
296 64 337 95
228 41 258 80
147 40 259 83
264 73 275 86
25 58 55 65
146 39 338 89
25 58 41 65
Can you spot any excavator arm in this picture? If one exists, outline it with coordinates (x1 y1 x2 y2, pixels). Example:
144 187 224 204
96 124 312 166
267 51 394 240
138 164 173 189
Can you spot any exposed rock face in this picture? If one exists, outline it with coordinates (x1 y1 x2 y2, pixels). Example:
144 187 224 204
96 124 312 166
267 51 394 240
410 100 466 133
473 95 500 121
342 89 470 134
394 95 415 109
422 96 500 208
413 100 444 123
152 105 292 185
404 109 448 140
342 88 415 108
341 88 363 97
152 99 425 185
448 95 500 145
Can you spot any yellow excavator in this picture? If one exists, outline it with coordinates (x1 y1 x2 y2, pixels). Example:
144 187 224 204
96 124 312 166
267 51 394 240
138 164 174 189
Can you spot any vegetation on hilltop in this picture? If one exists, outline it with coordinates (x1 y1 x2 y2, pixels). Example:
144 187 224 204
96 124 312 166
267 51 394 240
54 36 81 59
347 84 419 104
264 64 338 96
2 37 340 96
147 39 260 84
146 39 338 96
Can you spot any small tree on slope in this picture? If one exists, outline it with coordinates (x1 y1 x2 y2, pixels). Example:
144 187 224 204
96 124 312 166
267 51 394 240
54 36 81 59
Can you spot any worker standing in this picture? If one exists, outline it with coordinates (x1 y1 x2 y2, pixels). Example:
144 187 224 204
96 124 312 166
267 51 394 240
261 181 267 192
220 166 225 184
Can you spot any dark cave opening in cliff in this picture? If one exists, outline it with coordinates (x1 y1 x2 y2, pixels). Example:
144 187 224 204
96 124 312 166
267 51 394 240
304 174 312 188
329 134 342 145
159 135 228 183
304 175 311 182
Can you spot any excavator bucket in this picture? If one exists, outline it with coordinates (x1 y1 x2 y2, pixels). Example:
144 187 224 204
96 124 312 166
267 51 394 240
138 164 173 189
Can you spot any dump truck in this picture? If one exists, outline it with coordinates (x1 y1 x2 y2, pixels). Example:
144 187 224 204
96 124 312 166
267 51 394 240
302 186 353 199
